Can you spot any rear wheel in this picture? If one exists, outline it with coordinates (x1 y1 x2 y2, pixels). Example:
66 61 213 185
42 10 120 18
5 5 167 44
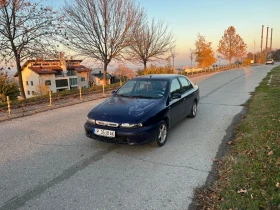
151 120 168 147
188 101 197 118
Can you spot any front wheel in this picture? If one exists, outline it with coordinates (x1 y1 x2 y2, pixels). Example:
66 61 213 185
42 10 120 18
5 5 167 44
188 101 197 118
151 120 168 147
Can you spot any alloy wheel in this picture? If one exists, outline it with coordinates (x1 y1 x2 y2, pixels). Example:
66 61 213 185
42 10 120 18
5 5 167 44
158 123 167 144
192 102 197 116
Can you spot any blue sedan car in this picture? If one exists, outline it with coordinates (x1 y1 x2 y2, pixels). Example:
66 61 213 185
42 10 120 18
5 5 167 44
84 74 199 146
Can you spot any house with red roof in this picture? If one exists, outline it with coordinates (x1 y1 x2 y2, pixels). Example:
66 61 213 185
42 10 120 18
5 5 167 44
16 59 90 98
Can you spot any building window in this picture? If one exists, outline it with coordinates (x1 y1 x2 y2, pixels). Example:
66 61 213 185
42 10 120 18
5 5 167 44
31 81 33 86
32 91 35 95
45 80 51 85
56 79 68 88
55 71 63 76
26 81 29 86
81 77 85 81
27 91 30 95
70 78 78 86
67 70 76 76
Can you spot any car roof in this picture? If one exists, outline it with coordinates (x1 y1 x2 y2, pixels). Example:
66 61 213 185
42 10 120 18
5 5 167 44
133 74 183 81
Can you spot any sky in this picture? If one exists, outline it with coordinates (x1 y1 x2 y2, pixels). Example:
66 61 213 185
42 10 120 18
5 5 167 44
46 0 279 68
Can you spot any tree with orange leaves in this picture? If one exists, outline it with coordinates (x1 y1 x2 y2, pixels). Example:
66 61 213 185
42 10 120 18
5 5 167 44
194 34 216 68
217 26 247 64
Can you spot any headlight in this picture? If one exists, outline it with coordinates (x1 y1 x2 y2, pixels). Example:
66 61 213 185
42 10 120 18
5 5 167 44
87 117 95 124
120 123 143 128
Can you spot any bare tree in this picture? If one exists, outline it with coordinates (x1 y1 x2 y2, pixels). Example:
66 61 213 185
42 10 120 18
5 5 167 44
61 0 145 85
127 19 175 75
0 0 59 98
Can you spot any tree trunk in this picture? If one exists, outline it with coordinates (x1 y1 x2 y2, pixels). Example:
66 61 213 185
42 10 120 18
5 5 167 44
143 61 147 75
15 54 26 99
103 63 107 86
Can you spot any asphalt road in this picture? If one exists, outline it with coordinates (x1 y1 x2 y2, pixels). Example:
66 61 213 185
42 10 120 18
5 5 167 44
0 64 274 210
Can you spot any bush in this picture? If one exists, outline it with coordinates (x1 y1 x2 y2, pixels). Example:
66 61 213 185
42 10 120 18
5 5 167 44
0 73 20 100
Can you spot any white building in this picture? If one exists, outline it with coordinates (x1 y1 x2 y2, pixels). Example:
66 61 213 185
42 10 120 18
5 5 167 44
16 59 90 98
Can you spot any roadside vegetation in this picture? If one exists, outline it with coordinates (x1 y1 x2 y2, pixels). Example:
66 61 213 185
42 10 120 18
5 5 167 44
194 66 280 209
0 83 120 109
0 72 19 101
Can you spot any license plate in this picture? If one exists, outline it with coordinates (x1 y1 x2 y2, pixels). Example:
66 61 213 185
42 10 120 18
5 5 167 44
94 128 115 138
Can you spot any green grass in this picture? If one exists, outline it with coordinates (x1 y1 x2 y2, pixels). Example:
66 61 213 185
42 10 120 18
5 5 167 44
195 66 280 209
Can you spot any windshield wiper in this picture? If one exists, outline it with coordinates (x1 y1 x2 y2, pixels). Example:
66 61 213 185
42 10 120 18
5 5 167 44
116 94 133 98
132 95 155 99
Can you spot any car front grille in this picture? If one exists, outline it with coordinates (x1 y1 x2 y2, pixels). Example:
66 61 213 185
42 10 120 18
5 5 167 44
95 120 119 127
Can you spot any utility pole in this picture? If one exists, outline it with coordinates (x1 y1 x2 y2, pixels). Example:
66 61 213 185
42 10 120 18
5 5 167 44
265 26 269 61
253 39 256 63
170 48 177 73
172 53 175 72
270 28 273 59
261 25 264 62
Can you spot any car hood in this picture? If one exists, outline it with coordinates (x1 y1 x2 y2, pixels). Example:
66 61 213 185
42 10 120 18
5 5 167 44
89 96 161 123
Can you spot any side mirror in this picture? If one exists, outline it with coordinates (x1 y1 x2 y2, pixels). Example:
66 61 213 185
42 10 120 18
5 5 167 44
111 90 116 94
172 93 181 99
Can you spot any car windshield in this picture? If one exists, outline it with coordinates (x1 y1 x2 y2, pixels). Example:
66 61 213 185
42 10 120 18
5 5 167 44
116 79 168 99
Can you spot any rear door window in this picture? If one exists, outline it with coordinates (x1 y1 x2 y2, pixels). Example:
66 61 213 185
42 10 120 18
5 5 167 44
178 77 193 93
170 78 182 97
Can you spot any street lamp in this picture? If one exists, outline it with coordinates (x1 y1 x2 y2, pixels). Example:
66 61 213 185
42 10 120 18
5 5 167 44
217 55 221 69
190 48 194 75
189 48 194 69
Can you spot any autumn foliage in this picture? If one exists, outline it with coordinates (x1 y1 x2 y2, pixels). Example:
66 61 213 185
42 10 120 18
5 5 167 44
217 26 247 64
194 34 216 68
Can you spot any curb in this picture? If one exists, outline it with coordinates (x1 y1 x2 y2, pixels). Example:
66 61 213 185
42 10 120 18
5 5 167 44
0 94 110 123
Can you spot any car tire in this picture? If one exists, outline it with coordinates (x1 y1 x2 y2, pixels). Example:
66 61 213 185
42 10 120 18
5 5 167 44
188 101 197 118
151 120 168 147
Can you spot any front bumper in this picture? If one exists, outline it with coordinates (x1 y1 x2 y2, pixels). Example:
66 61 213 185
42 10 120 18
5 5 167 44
84 122 158 145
